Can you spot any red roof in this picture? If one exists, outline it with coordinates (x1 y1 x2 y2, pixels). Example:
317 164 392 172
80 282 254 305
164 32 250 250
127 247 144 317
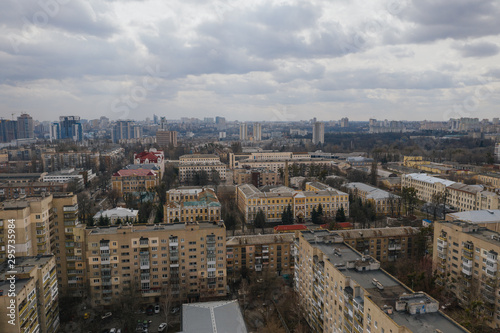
113 169 156 177
134 151 163 163
320 222 353 229
274 224 308 232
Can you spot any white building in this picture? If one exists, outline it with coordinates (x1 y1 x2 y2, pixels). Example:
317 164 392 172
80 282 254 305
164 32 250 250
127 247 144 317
93 207 139 224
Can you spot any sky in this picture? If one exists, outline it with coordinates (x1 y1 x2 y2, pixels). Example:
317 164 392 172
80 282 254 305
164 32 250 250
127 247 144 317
1 0 499 122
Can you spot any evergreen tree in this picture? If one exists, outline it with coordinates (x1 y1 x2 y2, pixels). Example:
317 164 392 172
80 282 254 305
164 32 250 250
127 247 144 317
317 203 323 217
254 210 266 233
311 207 319 224
335 206 346 222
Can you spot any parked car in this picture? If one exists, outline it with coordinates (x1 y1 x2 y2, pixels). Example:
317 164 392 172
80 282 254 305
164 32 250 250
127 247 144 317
158 323 167 332
109 329 116 333
117 330 122 333
146 306 154 315
154 304 160 314
101 312 112 320
83 313 90 320
171 307 180 314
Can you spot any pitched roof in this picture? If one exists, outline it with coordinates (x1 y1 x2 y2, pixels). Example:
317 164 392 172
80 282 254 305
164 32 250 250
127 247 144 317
113 169 156 177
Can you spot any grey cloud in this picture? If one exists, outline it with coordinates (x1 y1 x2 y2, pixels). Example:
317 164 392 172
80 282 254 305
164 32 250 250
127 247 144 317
387 0 500 43
453 41 499 57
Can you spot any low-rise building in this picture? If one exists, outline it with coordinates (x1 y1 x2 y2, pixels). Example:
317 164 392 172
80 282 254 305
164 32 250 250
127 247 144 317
226 234 294 277
433 221 500 329
93 207 139 224
164 187 221 223
111 169 160 195
446 209 500 232
178 154 226 183
83 221 227 307
295 230 468 333
236 183 349 224
0 255 59 333
345 182 401 215
233 168 279 186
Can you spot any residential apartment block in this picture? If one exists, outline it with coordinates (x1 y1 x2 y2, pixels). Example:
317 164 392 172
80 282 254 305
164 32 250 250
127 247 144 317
164 187 221 223
111 169 160 195
344 182 401 215
236 183 348 224
226 234 294 277
0 255 59 333
335 227 419 263
402 173 500 211
0 195 54 261
233 168 280 187
295 230 468 333
178 154 226 183
434 221 500 329
83 221 227 308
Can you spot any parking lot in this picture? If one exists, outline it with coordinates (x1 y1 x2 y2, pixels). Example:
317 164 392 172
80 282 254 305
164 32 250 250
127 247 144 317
62 308 181 333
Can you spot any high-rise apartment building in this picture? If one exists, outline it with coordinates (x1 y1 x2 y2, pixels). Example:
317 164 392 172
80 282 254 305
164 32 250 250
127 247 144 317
17 113 34 139
0 255 60 333
83 221 227 307
496 143 500 162
253 123 262 141
312 121 324 144
112 120 141 143
433 221 500 329
50 122 60 141
295 230 468 333
0 195 54 261
226 234 294 277
156 130 178 147
239 123 248 141
340 117 349 128
0 119 18 143
59 116 82 141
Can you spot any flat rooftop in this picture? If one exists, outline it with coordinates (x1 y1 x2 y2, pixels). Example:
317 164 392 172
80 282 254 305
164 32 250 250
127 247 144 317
87 221 224 235
0 255 54 295
301 231 468 333
181 300 247 333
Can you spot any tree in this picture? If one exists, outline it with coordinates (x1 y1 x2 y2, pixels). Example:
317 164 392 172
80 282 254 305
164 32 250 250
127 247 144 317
108 188 120 208
254 210 266 234
281 204 294 225
335 206 346 222
401 187 418 216
224 213 237 236
311 207 320 224
369 160 378 186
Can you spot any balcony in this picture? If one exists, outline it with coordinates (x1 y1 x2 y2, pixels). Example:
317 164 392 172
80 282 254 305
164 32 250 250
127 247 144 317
462 259 473 269
140 263 150 270
437 237 448 248
255 264 262 272
462 248 473 260
388 243 402 251
169 240 178 247
461 267 472 277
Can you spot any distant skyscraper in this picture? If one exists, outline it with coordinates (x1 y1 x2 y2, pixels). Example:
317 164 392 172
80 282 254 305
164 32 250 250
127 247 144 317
340 117 349 128
312 121 324 144
59 116 83 141
253 123 262 141
159 117 168 130
0 119 18 143
204 117 214 124
496 143 500 162
17 113 34 139
239 123 248 141
112 120 140 143
215 116 226 130
153 114 159 125
50 122 60 141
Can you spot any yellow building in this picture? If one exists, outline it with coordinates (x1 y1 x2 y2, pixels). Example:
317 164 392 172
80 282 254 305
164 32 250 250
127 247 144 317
434 221 500 329
84 221 227 307
475 173 500 189
111 168 159 195
236 183 348 224
0 255 59 333
164 187 221 223
0 195 54 262
295 230 468 333
233 168 280 187
226 234 294 277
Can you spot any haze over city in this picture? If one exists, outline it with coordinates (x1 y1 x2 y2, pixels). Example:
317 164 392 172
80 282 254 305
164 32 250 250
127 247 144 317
1 0 500 122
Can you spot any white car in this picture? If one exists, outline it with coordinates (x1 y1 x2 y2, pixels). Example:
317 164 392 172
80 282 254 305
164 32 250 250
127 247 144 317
109 329 116 333
158 323 167 332
101 312 112 320
154 305 160 314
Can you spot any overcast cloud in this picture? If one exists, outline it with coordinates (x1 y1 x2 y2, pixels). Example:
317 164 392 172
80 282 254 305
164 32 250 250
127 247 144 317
0 0 499 122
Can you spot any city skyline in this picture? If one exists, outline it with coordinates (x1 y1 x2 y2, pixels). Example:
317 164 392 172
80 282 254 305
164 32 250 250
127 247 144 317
1 0 499 122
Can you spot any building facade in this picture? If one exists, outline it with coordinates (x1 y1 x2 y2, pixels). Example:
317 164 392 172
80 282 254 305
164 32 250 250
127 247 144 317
226 234 294 277
233 168 280 187
344 182 401 215
312 121 324 145
156 130 178 147
164 188 221 224
433 221 500 329
236 183 348 224
295 230 468 333
83 221 227 308
178 154 226 183
0 255 59 333
111 169 160 195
